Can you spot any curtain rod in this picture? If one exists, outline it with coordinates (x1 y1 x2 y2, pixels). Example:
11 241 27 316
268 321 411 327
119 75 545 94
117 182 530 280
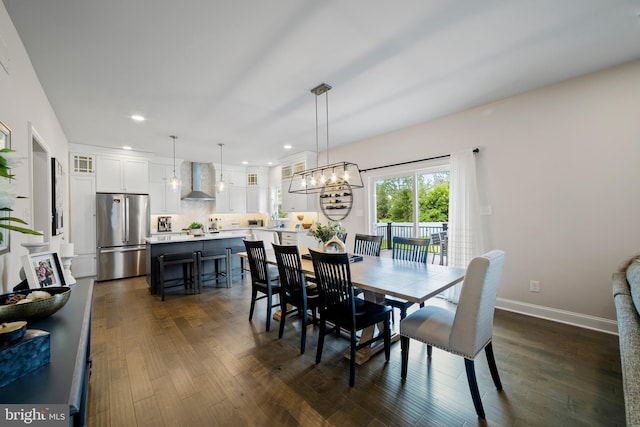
359 148 479 173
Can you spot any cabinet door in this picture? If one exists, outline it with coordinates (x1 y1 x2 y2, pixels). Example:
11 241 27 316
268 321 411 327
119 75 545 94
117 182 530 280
123 158 149 193
230 187 247 213
281 185 317 212
70 175 97 277
96 156 123 192
246 187 267 213
149 164 181 214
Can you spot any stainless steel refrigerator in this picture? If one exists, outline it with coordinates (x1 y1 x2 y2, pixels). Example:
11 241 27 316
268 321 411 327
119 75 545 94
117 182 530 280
96 193 150 281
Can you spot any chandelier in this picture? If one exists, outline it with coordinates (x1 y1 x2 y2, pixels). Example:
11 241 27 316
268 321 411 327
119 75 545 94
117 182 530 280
288 83 363 194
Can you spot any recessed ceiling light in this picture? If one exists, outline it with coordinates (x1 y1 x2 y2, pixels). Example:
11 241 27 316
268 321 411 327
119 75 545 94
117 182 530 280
268 162 273 166
283 145 292 150
130 114 145 122
241 161 248 165
122 146 132 150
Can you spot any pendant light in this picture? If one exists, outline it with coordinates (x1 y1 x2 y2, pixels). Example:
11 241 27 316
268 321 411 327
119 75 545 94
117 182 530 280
217 143 226 193
288 83 364 194
168 135 180 190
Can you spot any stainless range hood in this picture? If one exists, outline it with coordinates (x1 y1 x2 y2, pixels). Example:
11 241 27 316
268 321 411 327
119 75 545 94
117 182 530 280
182 162 215 201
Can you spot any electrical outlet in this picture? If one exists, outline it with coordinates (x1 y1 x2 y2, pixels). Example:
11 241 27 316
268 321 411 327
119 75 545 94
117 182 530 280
529 280 540 293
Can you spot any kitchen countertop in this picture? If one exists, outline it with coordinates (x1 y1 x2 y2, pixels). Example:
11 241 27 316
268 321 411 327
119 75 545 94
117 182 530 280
145 230 251 244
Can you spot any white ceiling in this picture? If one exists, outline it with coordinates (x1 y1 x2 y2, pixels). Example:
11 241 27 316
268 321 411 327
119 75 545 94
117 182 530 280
4 0 640 166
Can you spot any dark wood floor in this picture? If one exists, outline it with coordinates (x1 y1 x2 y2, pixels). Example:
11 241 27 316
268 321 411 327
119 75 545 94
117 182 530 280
87 275 625 426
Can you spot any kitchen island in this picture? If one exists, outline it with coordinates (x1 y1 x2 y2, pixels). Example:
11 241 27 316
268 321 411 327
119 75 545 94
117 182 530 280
145 231 250 294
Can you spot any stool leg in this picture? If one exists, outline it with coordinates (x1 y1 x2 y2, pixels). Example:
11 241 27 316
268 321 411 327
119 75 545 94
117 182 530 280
225 248 232 288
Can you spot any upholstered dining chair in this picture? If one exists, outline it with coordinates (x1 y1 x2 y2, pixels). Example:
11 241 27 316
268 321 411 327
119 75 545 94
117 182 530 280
272 243 319 354
353 233 383 257
309 249 392 387
400 250 506 419
243 239 281 332
385 236 431 321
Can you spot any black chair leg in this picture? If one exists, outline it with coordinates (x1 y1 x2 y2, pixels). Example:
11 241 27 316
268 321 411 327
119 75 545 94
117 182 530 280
249 290 257 321
401 336 409 379
265 291 272 332
464 358 486 419
349 329 357 387
278 301 286 339
384 317 390 362
300 305 307 355
485 342 503 390
316 320 326 364
427 344 432 358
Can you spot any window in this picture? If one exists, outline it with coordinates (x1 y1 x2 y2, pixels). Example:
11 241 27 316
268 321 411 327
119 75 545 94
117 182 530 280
371 165 449 243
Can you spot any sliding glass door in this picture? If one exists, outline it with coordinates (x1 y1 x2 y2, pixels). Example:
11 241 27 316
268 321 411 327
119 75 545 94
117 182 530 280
371 167 449 249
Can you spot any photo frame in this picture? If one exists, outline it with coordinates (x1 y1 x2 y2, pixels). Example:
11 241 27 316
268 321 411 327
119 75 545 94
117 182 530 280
51 157 64 235
21 251 67 289
0 120 11 255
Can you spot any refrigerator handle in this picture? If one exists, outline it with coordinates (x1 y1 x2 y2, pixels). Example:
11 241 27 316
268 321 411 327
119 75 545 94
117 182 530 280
125 196 130 242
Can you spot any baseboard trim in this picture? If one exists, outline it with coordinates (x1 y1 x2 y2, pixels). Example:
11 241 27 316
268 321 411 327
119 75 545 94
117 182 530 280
496 297 618 335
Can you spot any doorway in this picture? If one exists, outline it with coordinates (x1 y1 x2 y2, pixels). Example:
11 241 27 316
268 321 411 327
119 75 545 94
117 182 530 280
29 124 51 238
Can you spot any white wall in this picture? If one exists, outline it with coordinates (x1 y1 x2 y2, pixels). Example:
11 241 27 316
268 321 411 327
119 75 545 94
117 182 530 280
0 4 70 291
327 60 640 332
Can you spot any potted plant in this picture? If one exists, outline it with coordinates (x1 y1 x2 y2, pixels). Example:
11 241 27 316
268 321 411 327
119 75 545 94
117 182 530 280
187 222 204 236
308 221 346 245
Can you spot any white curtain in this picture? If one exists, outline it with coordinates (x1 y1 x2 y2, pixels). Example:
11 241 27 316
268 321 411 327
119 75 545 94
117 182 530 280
443 149 484 302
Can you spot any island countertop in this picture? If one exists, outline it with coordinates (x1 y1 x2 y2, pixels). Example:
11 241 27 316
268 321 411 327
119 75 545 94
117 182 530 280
145 230 251 244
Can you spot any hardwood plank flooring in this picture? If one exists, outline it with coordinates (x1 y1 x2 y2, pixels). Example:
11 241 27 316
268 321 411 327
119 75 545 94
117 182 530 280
87 276 625 426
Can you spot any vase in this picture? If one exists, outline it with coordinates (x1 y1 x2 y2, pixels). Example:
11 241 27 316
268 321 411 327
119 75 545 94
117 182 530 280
324 232 346 253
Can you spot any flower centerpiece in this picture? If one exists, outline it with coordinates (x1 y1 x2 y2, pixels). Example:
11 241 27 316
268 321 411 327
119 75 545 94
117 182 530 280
0 148 42 243
307 221 346 245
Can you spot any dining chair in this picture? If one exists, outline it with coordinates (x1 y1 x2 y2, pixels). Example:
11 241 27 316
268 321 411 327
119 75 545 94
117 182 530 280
353 233 383 257
385 236 431 321
243 239 281 332
272 243 319 354
309 248 392 387
439 231 448 266
429 232 442 264
400 250 506 419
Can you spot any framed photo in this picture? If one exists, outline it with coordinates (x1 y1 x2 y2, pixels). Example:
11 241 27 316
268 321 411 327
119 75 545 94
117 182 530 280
0 120 11 255
21 251 67 289
51 157 64 235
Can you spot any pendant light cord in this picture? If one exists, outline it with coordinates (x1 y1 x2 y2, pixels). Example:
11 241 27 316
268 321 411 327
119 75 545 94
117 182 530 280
325 90 329 166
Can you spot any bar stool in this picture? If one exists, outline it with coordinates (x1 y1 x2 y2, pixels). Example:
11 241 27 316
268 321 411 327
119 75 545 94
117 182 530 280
197 249 230 288
157 252 199 301
226 245 247 285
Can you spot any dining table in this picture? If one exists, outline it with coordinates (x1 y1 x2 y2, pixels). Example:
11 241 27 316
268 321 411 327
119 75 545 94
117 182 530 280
237 248 466 364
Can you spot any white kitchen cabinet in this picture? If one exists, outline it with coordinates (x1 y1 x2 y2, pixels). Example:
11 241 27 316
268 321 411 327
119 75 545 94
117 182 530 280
280 152 317 212
215 166 246 213
96 155 149 193
69 155 97 278
280 230 318 248
149 162 181 214
246 167 268 213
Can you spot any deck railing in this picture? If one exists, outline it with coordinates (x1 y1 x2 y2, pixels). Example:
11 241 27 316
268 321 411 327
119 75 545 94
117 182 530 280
374 222 447 250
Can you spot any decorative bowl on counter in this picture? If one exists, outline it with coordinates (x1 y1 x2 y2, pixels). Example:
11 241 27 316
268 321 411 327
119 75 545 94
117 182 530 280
0 287 72 323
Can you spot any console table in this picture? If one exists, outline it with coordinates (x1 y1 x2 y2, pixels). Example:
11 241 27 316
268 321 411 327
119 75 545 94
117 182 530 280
0 279 94 427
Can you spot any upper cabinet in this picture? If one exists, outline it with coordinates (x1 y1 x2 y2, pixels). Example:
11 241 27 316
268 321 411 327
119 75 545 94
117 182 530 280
149 161 181 214
96 155 149 193
280 152 317 212
246 166 269 213
215 166 247 213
